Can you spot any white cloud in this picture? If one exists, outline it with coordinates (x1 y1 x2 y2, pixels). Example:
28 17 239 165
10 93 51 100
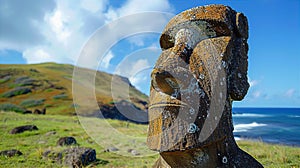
80 0 108 13
48 10 71 42
0 0 56 50
22 0 109 65
127 35 145 47
109 47 160 93
116 59 150 77
129 74 148 90
127 59 151 89
285 89 295 98
114 58 152 88
133 59 150 71
252 91 261 99
104 0 174 47
105 0 173 21
249 79 259 87
101 51 114 69
23 48 53 64
0 0 173 66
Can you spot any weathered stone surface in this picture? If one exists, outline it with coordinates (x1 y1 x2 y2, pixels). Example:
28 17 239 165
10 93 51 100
42 147 96 168
57 137 77 146
42 150 63 164
63 147 96 168
43 147 97 167
147 4 263 168
0 149 22 157
9 125 38 134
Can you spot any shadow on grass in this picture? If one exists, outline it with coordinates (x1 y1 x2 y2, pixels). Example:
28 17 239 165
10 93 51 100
91 158 109 166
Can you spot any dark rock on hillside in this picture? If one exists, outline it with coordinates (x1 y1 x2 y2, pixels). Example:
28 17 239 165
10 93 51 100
63 147 96 168
103 147 119 152
23 110 32 114
57 137 77 146
137 100 148 106
33 108 46 115
9 125 38 134
126 149 140 156
130 149 140 156
43 147 97 167
97 100 148 124
0 149 22 157
29 68 39 73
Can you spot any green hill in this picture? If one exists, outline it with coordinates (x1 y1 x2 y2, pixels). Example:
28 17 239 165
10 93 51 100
0 63 148 120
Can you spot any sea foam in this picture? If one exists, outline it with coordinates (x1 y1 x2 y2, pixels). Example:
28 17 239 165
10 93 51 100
233 122 267 133
232 113 268 118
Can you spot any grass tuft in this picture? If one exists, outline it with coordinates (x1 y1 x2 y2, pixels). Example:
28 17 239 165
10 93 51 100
0 76 11 84
0 104 26 113
20 99 45 108
1 87 31 98
52 94 68 100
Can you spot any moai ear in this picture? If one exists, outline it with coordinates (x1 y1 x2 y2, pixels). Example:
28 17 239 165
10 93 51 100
228 13 250 101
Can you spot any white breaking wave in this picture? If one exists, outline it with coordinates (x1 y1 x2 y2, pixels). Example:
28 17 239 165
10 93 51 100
233 122 267 133
234 137 242 141
288 115 300 118
232 113 268 118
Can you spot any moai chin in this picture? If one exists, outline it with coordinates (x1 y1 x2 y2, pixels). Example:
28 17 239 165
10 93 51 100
147 4 263 168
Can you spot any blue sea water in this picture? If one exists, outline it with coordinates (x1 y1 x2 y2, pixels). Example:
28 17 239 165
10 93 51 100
232 108 300 147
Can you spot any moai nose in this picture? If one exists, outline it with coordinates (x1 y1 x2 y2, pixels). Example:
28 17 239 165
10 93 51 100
151 68 180 96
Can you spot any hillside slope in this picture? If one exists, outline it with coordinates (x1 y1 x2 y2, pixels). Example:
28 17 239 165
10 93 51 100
0 63 148 122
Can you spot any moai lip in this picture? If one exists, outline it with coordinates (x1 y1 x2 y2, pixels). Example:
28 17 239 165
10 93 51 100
147 4 263 168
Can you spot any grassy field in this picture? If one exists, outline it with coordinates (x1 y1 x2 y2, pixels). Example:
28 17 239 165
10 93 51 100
0 112 299 168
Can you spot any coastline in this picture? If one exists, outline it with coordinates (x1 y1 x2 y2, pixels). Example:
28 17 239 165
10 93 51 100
232 107 300 147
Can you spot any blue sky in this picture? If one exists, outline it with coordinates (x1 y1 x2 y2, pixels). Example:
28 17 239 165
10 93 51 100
0 0 299 107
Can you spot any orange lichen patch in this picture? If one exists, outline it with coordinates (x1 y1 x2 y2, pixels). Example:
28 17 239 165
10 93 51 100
196 5 230 21
163 5 235 35
147 109 162 150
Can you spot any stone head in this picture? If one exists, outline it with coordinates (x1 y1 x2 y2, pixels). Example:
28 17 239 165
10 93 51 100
147 5 249 152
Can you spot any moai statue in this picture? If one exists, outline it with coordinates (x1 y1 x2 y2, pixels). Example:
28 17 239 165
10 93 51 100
147 5 263 168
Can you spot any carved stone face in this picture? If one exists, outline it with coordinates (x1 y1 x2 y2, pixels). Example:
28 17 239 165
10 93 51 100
147 5 249 152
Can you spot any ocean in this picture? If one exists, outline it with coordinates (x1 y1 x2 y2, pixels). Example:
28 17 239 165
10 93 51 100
232 108 300 147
